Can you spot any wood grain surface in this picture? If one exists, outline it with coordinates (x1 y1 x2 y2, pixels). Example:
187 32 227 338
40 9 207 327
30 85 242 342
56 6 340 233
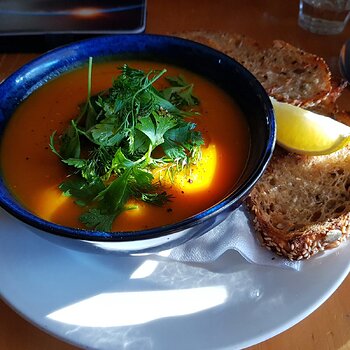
0 1 350 349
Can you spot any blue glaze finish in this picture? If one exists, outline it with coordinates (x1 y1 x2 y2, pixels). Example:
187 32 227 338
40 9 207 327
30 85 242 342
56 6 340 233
0 34 275 253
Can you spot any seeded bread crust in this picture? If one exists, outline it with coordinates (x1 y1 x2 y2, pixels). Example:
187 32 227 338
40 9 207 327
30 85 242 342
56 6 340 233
177 31 332 107
246 146 350 260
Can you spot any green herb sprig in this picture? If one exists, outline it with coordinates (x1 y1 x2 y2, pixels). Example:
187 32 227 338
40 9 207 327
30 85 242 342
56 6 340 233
50 59 203 231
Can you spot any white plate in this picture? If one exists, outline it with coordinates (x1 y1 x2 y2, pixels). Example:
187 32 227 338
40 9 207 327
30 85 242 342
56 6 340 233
0 207 349 350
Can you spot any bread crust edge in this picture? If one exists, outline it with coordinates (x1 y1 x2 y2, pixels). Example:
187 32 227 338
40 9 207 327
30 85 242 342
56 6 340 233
246 199 350 260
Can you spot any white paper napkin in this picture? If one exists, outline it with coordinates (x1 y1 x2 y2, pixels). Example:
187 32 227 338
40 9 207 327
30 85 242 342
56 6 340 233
153 206 302 271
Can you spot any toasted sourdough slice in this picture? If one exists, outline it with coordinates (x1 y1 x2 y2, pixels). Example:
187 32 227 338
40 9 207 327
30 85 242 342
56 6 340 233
246 145 350 260
177 31 332 107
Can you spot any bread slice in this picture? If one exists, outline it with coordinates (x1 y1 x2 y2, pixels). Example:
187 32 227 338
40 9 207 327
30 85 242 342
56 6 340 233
246 146 350 260
177 31 350 260
177 31 332 107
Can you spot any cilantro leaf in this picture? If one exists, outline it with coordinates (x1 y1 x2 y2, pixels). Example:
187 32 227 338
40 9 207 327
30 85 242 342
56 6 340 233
163 75 199 107
62 158 86 169
80 208 117 232
89 118 125 147
59 120 81 159
138 192 172 206
59 177 105 205
131 167 154 189
129 168 172 206
95 169 131 211
79 170 131 231
162 122 204 163
49 131 61 158
111 148 136 170
136 112 177 148
132 129 151 158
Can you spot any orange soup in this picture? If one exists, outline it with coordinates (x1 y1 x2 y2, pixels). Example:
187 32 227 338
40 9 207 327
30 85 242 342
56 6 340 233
0 61 250 231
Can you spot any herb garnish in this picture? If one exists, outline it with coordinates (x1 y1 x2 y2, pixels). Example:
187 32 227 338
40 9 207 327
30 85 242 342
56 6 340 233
50 59 204 231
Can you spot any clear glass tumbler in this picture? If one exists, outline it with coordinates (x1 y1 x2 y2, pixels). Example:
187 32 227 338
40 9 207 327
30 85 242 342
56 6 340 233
298 0 350 34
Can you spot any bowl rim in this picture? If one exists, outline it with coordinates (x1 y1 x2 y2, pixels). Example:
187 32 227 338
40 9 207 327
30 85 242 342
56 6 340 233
0 33 276 242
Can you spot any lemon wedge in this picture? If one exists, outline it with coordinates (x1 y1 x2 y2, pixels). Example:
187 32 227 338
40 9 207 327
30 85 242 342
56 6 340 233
271 98 350 155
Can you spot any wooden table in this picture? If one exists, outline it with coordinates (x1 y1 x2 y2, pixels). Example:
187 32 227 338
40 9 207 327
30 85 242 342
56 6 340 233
1 1 350 349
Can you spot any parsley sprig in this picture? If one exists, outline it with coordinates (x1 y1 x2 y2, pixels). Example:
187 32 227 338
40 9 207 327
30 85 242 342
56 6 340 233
50 59 203 231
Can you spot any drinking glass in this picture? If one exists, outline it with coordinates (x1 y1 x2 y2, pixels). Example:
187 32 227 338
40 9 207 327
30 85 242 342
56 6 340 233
298 0 350 34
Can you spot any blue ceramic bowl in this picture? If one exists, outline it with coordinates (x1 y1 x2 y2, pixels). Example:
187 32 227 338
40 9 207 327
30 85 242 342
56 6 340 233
0 34 275 254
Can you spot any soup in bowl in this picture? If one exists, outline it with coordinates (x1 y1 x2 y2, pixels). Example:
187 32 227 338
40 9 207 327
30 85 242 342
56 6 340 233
0 34 275 253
